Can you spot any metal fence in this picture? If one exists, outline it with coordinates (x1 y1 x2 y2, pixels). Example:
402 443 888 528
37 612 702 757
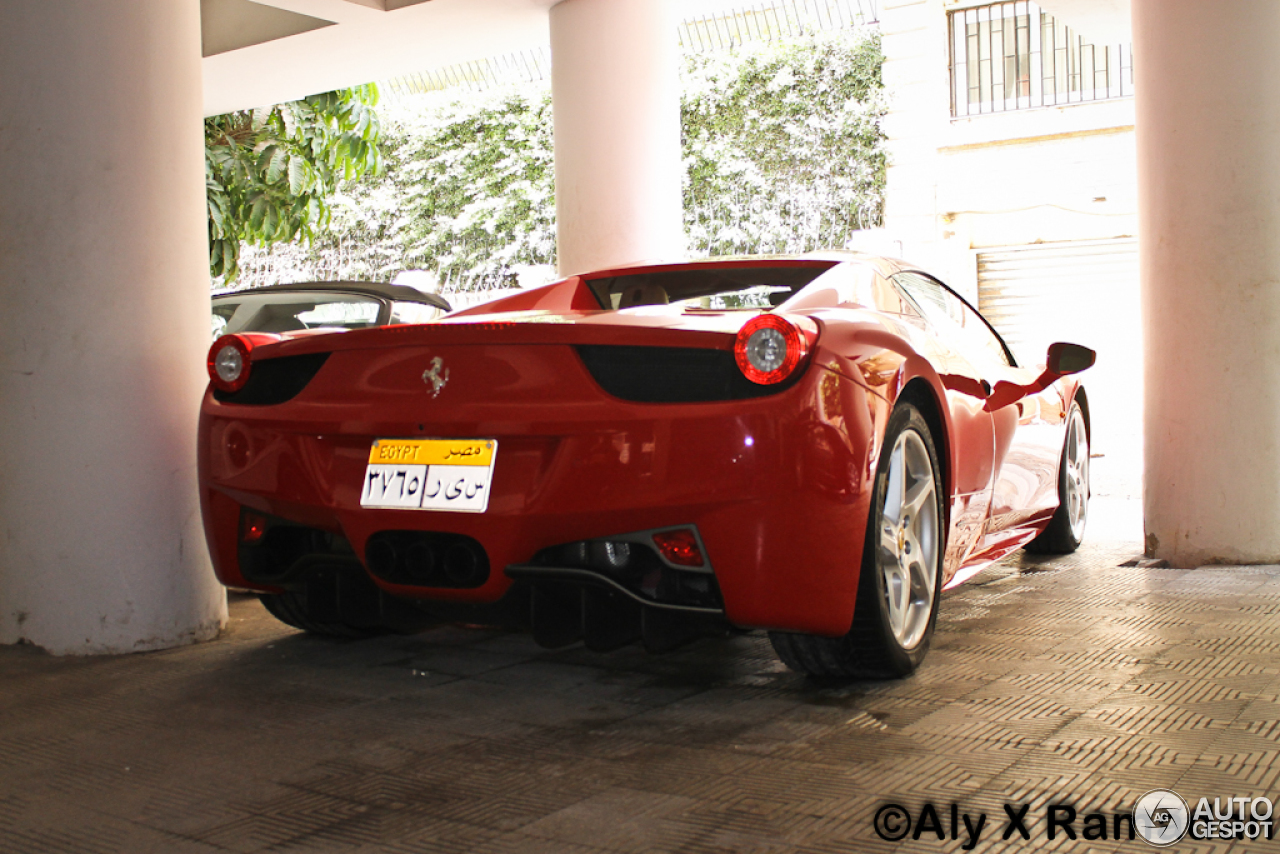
383 0 878 98
950 0 1132 116
383 50 551 98
679 0 877 53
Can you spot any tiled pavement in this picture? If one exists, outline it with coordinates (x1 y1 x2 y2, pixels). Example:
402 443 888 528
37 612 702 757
2 498 1278 853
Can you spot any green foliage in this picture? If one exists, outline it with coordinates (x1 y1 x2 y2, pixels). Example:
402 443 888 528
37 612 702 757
682 31 886 256
233 30 885 289
386 89 557 285
205 85 384 283
236 86 557 289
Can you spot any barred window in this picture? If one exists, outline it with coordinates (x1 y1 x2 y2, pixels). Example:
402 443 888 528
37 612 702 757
950 1 1133 117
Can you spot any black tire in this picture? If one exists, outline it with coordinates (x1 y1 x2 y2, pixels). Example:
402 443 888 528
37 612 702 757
258 590 384 639
770 403 945 679
1025 402 1089 555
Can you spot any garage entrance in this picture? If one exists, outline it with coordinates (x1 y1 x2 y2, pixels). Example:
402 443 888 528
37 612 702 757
978 238 1141 496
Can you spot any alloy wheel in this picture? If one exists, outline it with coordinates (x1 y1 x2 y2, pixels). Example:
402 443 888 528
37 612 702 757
1064 407 1089 541
876 428 939 650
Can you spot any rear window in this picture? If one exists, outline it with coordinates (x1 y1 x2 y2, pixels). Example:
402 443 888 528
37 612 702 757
389 300 446 325
587 263 836 311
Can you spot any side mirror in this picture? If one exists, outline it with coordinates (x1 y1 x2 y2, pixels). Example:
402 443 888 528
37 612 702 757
1046 342 1095 376
984 342 1096 413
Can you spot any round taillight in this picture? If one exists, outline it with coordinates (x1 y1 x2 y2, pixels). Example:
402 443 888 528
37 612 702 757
734 314 812 385
207 334 253 393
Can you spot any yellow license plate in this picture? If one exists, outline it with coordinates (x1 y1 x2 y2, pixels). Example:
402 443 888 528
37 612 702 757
360 438 497 513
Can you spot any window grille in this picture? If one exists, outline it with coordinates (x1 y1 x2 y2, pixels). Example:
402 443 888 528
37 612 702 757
949 1 1132 117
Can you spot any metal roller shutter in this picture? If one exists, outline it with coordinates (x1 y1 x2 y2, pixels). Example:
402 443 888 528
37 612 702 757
977 238 1142 496
978 238 1138 366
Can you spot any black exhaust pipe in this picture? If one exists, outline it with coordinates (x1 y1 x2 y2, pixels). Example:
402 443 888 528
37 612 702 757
443 542 486 587
364 531 489 589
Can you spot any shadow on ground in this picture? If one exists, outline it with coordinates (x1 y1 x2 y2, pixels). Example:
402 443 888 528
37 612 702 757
2 501 1276 853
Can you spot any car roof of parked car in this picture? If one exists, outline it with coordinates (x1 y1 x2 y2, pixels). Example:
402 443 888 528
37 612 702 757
211 281 452 311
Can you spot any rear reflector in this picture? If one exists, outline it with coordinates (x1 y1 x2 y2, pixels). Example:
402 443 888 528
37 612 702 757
240 511 268 544
651 529 705 568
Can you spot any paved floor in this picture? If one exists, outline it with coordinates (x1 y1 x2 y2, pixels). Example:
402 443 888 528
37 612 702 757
3 499 1278 853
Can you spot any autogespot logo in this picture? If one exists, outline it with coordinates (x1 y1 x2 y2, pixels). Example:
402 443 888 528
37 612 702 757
1134 789 1189 847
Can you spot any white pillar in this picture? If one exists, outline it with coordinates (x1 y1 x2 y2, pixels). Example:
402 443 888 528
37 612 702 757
550 0 685 275
0 1 226 653
1135 1 1280 566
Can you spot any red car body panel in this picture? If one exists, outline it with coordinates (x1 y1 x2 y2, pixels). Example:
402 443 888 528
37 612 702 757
198 254 1083 638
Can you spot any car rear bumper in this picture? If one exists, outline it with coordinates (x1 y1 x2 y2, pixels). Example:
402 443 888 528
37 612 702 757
198 345 884 636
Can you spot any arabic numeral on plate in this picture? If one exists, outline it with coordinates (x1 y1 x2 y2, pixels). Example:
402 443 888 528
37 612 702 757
361 464 429 508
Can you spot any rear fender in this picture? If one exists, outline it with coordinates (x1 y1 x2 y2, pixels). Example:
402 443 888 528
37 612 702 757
813 319 958 501
806 318 967 523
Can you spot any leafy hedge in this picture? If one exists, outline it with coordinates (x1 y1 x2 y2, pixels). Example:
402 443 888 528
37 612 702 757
683 32 885 257
232 30 884 290
207 86 384 284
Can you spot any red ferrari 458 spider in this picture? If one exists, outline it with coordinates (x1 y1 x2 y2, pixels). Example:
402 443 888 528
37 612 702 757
200 253 1093 678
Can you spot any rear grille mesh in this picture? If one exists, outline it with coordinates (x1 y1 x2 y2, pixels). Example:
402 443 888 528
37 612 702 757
214 352 330 406
575 345 794 403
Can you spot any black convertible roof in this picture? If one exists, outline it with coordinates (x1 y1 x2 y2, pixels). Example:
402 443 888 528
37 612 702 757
212 281 452 312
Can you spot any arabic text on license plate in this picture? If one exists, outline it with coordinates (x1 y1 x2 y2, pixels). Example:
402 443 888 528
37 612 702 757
360 439 496 513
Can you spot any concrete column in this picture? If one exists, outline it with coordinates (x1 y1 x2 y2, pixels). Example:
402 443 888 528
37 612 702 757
1135 1 1280 565
0 1 226 653
549 0 685 275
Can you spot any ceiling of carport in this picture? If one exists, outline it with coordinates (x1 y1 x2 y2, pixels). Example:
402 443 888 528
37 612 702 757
201 0 560 116
202 0 334 57
201 0 782 117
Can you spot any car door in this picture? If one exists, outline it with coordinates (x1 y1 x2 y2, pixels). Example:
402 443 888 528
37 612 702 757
938 294 1065 554
895 272 1066 566
889 272 998 576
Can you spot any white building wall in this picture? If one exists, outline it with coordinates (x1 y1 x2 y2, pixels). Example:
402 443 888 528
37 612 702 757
881 0 948 273
880 0 1142 497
